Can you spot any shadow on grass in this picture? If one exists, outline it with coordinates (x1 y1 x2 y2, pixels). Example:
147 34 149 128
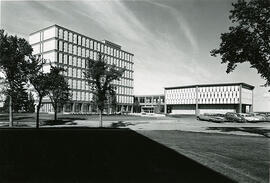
42 119 76 126
207 127 270 138
58 117 86 120
0 116 33 121
0 128 235 183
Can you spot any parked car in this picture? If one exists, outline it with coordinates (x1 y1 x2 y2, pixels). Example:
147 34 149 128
238 113 261 122
197 113 227 123
210 116 227 123
250 112 270 122
197 114 213 121
225 112 246 123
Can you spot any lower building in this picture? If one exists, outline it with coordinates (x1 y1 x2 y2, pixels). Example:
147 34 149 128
134 95 165 113
164 83 254 115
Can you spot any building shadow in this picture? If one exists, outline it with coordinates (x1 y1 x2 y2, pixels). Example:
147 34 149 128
0 128 235 183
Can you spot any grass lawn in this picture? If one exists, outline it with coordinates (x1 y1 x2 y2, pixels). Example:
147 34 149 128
0 128 234 183
138 130 269 183
0 113 166 127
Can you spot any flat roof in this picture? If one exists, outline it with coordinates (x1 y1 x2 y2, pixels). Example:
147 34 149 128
135 94 165 97
29 24 134 56
164 82 255 90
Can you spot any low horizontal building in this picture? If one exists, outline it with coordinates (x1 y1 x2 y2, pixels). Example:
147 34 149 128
164 83 254 115
134 95 165 113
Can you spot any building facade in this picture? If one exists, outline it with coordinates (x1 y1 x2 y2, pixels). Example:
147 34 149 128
165 83 254 115
134 95 165 113
29 25 134 113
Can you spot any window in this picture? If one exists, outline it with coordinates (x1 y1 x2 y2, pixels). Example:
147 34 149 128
78 58 81 67
73 34 77 44
77 58 81 68
64 54 68 64
73 57 77 67
58 53 63 63
82 81 85 90
73 68 76 77
97 43 100 51
64 42 68 52
69 44 72 54
82 48 85 57
82 37 85 47
86 39 89 48
82 59 85 68
59 41 63 51
69 32 73 42
58 29 63 39
78 36 81 45
68 68 72 77
78 47 81 56
78 80 81 89
90 40 93 49
64 31 68 41
73 45 77 55
101 44 104 52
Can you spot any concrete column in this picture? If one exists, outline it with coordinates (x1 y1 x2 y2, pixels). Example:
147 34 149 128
164 89 167 114
88 104 92 113
195 86 199 116
63 104 66 113
80 103 84 113
250 89 254 112
239 84 242 113
72 102 76 113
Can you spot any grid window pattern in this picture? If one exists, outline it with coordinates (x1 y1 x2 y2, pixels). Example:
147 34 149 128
29 25 134 104
165 84 252 105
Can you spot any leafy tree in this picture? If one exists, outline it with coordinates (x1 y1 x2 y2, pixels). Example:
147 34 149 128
85 53 125 127
211 0 270 87
133 97 141 113
0 29 33 126
2 86 29 113
25 92 35 113
27 56 50 128
47 66 71 121
109 92 117 114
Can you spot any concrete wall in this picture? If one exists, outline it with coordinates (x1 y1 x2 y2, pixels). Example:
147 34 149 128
171 105 196 115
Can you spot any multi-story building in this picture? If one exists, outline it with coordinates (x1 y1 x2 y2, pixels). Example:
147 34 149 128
134 95 165 113
29 25 134 113
165 83 254 115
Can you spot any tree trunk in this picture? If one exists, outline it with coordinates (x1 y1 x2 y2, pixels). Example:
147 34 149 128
9 95 13 127
54 103 57 121
99 109 103 127
36 97 42 129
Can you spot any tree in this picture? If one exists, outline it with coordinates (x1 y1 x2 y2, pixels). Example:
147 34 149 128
2 86 30 113
24 92 35 113
84 53 125 127
27 56 50 128
47 66 71 121
0 29 33 126
133 97 141 113
109 92 117 114
211 0 270 87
